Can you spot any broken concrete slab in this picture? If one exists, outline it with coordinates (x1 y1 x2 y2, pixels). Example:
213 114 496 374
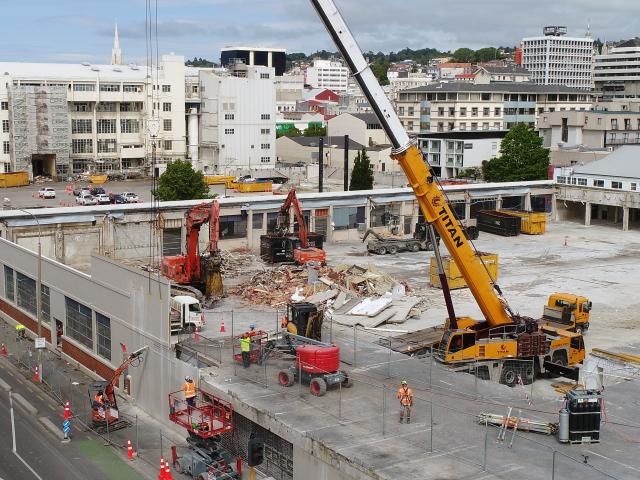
307 289 339 305
387 297 421 324
348 297 393 317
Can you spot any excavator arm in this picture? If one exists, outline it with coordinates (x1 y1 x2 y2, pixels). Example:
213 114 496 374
184 201 219 281
280 189 309 248
104 346 148 405
309 0 512 327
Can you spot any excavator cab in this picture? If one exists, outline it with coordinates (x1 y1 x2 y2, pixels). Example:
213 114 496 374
284 302 323 341
89 380 119 426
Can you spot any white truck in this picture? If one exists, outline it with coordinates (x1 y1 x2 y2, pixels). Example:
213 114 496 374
170 295 204 335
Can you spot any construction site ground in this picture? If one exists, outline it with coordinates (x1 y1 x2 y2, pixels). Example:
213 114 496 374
192 220 640 479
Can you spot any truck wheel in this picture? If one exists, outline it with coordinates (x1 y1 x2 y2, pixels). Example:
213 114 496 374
341 373 353 388
278 370 294 387
310 377 327 396
377 247 387 255
409 243 420 252
500 362 518 387
521 364 534 385
388 245 398 255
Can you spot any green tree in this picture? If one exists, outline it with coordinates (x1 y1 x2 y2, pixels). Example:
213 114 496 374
154 160 210 201
370 60 390 85
452 48 474 62
276 127 302 138
482 124 550 182
473 47 501 62
349 148 374 190
303 124 327 137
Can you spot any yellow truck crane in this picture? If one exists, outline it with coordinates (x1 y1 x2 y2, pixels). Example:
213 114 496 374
310 0 587 383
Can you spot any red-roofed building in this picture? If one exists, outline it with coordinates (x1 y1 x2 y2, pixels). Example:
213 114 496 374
454 73 476 83
437 62 473 80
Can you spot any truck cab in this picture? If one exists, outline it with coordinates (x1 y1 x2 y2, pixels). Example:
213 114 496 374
543 293 592 333
170 295 204 335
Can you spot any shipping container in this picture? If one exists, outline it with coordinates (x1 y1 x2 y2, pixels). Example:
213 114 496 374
477 211 521 236
89 174 108 184
497 209 546 235
236 180 273 193
204 175 236 186
0 171 29 188
430 252 498 289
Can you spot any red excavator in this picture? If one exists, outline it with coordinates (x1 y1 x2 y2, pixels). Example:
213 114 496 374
161 200 223 297
261 189 326 265
89 346 148 433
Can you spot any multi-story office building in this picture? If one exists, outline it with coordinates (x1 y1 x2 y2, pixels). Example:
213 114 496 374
396 83 594 136
521 26 594 89
593 38 640 100
0 55 186 177
220 47 287 76
305 59 349 93
197 63 276 173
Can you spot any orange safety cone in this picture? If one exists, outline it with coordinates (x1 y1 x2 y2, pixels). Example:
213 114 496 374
63 401 71 420
194 325 200 342
1 343 7 357
158 457 166 480
33 366 39 382
200 313 206 325
220 322 226 333
164 462 174 480
127 440 134 460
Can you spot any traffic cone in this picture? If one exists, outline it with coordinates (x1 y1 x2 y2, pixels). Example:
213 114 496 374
220 322 226 333
127 440 134 460
33 366 39 382
194 325 200 342
164 462 174 480
63 401 71 420
158 457 166 480
564 236 568 247
200 313 206 325
1 343 7 357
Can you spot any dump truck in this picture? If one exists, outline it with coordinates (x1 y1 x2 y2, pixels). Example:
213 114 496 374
543 293 592 334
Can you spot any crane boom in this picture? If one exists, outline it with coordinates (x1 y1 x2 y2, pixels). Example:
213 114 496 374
309 0 512 327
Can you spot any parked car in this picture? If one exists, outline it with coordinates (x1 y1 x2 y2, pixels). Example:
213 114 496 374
38 187 56 199
73 186 91 196
90 186 106 196
122 192 139 203
94 193 111 205
76 193 97 206
109 193 127 204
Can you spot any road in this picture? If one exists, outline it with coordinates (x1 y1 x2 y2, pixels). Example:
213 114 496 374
0 361 146 480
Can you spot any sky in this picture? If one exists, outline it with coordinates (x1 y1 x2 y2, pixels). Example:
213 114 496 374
1 0 639 65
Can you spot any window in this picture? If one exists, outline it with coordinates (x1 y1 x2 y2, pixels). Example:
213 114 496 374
72 102 90 112
449 107 455 116
73 83 95 92
65 297 93 349
593 179 604 188
224 114 235 120
123 84 142 93
471 122 478 131
100 84 120 92
494 107 501 116
41 285 50 323
252 213 264 230
260 156 271 163
1 101 8 110
163 140 172 150
483 107 490 116
219 215 247 239
561 117 568 143
460 107 467 116
612 181 622 189
399 106 405 116
333 206 365 230
162 102 172 112
631 183 637 191
471 107 478 117
162 85 171 93
224 128 235 135
556 176 566 184
577 178 587 186
96 313 111 361
97 139 117 153
120 119 140 134
16 272 36 315
438 107 445 116
4 266 14 301
611 119 618 130
260 128 270 135
163 119 172 132
2 120 8 133
261 143 271 149
260 73 270 79
2 141 9 154
71 119 92 134
261 114 271 120
72 139 93 154
97 119 116 133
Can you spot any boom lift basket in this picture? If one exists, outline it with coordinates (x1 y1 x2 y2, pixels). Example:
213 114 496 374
169 388 234 439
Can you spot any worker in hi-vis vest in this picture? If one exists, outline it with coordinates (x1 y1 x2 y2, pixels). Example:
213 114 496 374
240 334 251 368
182 376 196 407
396 380 413 423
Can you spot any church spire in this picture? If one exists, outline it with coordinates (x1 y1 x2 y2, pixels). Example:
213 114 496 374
111 22 123 65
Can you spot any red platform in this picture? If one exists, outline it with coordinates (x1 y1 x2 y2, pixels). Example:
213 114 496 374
168 388 233 438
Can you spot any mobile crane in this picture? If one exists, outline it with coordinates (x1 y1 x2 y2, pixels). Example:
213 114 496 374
310 0 587 382
161 200 223 297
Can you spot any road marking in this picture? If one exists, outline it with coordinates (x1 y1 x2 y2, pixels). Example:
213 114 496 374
16 378 24 385
10 391 43 480
6 370 14 377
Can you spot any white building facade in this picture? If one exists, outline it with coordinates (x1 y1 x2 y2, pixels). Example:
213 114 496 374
521 27 594 89
197 64 276 173
305 59 349 93
593 39 640 100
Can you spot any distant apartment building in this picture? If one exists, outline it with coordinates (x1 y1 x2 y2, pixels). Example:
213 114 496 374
473 65 531 84
220 46 287 76
388 73 433 102
437 63 473 80
593 39 640 100
327 112 389 147
305 59 349 93
197 63 276 173
0 54 186 177
396 83 594 136
275 74 305 113
521 26 594 89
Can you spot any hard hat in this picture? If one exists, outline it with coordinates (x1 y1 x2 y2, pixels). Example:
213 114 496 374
249 324 256 330
401 380 407 385
185 375 192 382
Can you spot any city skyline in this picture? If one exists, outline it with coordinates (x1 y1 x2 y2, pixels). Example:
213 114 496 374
2 0 640 65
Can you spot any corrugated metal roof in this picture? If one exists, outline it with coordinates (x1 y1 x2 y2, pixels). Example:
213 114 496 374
0 62 150 82
5 214 96 227
572 145 640 179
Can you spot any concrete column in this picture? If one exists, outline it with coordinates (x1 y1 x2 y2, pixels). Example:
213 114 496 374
246 210 253 249
584 202 591 227
187 108 199 166
551 193 558 222
614 207 619 225
327 205 334 243
623 206 630 231
364 203 371 229
495 195 503 210
524 192 532 211
465 198 471 220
